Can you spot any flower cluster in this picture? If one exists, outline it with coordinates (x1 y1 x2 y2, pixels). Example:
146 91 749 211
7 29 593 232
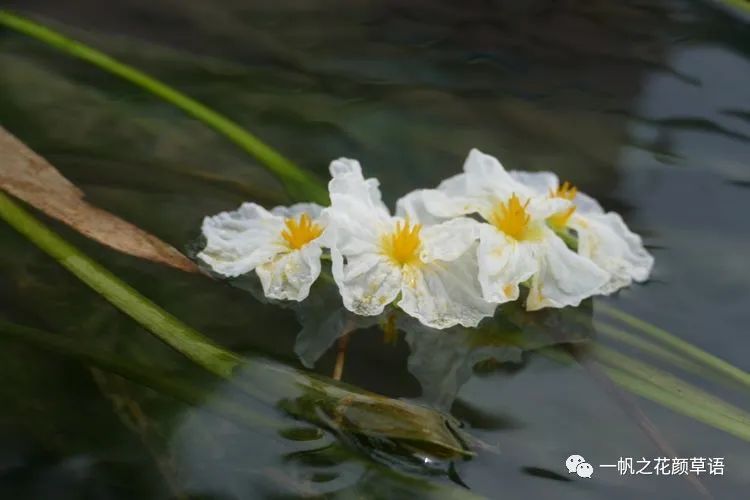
198 149 653 330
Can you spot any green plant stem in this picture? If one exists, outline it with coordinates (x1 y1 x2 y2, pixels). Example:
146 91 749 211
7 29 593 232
593 320 720 382
0 320 282 430
598 303 750 391
0 191 243 378
573 311 730 387
603 365 750 442
541 346 750 443
0 10 327 204
592 345 750 441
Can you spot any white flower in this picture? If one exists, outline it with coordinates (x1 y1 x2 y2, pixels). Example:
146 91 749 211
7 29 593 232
419 148 609 310
198 202 326 301
324 158 496 329
508 169 654 295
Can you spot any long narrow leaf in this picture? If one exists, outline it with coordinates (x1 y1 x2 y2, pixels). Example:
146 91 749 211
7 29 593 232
593 320 723 383
0 320 282 430
593 346 750 441
541 346 750 442
0 10 327 204
598 303 750 391
602 366 750 442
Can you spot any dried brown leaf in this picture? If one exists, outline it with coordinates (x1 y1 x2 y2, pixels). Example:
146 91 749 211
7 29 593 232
0 127 197 272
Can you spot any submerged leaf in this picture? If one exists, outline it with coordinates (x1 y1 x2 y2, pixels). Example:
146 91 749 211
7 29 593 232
278 377 474 467
0 127 197 272
404 303 594 409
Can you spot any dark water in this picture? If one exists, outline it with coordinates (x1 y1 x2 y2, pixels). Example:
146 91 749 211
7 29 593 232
1 1 749 498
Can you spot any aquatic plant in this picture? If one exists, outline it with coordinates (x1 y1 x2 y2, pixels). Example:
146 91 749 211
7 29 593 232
2 11 750 482
198 150 650 328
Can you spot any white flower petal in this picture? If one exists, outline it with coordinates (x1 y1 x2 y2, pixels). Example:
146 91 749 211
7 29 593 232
509 168 604 216
270 202 331 247
420 184 489 218
331 250 402 316
509 170 559 194
324 189 387 257
435 172 469 196
329 157 390 218
476 224 539 303
574 191 605 215
398 248 496 329
327 158 391 240
256 243 322 301
526 195 572 221
326 166 392 255
395 189 447 225
270 202 324 219
421 150 533 220
198 203 285 277
570 212 653 294
526 231 609 310
329 156 362 179
462 148 521 198
419 217 480 262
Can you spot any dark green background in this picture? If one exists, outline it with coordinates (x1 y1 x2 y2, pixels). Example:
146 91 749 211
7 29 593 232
1 1 749 498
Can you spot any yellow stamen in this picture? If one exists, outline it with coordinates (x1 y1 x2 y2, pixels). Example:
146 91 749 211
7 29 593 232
547 181 578 229
381 219 422 266
489 193 531 240
550 181 578 201
281 213 323 250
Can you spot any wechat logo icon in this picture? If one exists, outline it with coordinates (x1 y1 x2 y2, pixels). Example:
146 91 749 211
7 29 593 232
566 455 594 478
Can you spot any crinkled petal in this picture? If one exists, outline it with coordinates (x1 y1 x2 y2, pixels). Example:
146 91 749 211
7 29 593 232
270 202 324 219
398 247 496 329
435 172 469 196
419 217 480 262
395 189 448 225
420 184 490 218
509 170 559 194
323 190 385 256
326 158 405 314
526 230 609 310
327 158 392 247
329 157 390 219
331 250 402 316
421 149 532 219
574 191 605 215
509 168 604 216
462 148 524 198
198 203 285 277
476 224 539 303
526 195 572 221
256 243 322 301
570 212 653 294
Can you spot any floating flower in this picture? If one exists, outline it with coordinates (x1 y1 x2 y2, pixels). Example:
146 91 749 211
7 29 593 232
509 170 654 294
418 148 609 310
198 202 326 301
324 158 496 329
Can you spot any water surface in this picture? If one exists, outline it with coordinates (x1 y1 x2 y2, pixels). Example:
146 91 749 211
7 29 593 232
1 1 749 498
